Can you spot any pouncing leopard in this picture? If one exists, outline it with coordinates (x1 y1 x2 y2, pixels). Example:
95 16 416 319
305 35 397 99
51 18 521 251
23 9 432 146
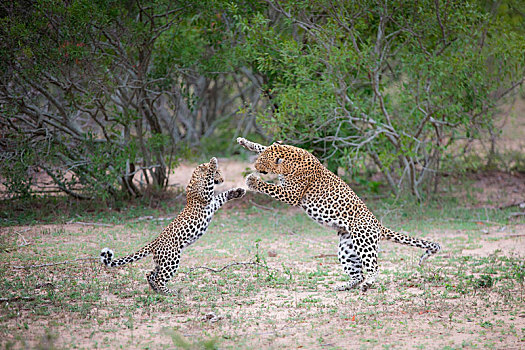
100 157 246 295
238 137 441 291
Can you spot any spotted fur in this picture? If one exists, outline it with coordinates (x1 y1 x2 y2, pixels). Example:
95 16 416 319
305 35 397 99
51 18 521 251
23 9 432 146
238 137 441 291
100 157 246 295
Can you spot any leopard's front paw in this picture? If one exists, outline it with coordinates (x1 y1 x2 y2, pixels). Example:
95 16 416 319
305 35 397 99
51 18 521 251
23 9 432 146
245 173 261 191
236 137 247 146
227 187 246 200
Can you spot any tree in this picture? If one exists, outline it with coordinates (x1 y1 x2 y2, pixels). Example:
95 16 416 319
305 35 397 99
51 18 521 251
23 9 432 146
239 0 525 199
0 0 262 199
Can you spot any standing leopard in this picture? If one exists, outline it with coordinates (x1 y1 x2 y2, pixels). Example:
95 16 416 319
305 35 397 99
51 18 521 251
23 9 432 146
100 157 246 295
237 138 441 291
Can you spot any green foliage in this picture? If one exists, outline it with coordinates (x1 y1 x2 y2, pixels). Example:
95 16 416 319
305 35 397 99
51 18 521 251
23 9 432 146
475 274 494 288
1 0 523 201
1 0 259 200
0 141 35 200
237 0 525 197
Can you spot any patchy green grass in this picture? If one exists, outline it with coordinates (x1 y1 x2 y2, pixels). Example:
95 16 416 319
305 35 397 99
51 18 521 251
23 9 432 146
1 194 524 349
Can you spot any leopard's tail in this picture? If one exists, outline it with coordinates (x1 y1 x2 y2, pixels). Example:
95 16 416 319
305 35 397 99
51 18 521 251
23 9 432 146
381 227 441 265
100 244 152 268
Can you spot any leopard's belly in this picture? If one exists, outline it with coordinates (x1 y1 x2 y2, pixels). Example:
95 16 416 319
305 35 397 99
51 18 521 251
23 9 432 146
301 195 351 231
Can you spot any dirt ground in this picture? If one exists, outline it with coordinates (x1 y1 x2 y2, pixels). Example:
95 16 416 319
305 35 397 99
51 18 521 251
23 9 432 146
1 200 524 349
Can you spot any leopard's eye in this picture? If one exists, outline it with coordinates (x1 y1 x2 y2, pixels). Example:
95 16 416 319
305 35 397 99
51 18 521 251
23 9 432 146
276 158 283 164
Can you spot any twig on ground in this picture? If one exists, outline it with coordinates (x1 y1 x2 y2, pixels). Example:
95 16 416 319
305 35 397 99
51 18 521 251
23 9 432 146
249 199 277 211
156 217 176 221
508 212 525 219
499 201 525 209
16 228 31 234
0 296 35 303
470 219 504 225
188 261 269 274
201 312 222 323
16 228 31 247
67 221 113 227
134 216 176 222
313 254 337 259
12 257 98 269
441 218 505 225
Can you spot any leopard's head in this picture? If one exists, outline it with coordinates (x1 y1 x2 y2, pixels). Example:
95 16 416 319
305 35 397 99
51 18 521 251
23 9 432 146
186 159 223 203
254 142 320 176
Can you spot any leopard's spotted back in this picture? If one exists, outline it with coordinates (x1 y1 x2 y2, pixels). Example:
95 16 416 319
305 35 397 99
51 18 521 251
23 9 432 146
239 138 441 291
100 158 246 295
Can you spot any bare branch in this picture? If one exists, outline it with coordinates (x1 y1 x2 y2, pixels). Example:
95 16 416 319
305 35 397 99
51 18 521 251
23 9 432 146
188 261 271 274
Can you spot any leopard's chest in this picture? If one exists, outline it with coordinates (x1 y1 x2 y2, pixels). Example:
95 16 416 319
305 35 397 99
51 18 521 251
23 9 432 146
300 185 360 230
180 207 215 248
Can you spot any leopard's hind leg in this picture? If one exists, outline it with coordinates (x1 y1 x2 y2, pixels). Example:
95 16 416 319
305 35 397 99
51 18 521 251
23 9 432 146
351 219 381 292
146 265 161 292
336 231 364 291
148 250 181 295
355 241 379 292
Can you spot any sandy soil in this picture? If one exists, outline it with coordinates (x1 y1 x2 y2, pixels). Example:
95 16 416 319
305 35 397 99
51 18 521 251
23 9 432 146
1 216 524 349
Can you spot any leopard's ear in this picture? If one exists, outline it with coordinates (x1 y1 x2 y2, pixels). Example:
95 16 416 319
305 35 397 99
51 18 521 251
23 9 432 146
270 140 284 148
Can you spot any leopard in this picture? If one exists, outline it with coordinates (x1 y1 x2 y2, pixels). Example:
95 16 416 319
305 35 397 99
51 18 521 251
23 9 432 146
237 137 441 291
100 157 246 295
